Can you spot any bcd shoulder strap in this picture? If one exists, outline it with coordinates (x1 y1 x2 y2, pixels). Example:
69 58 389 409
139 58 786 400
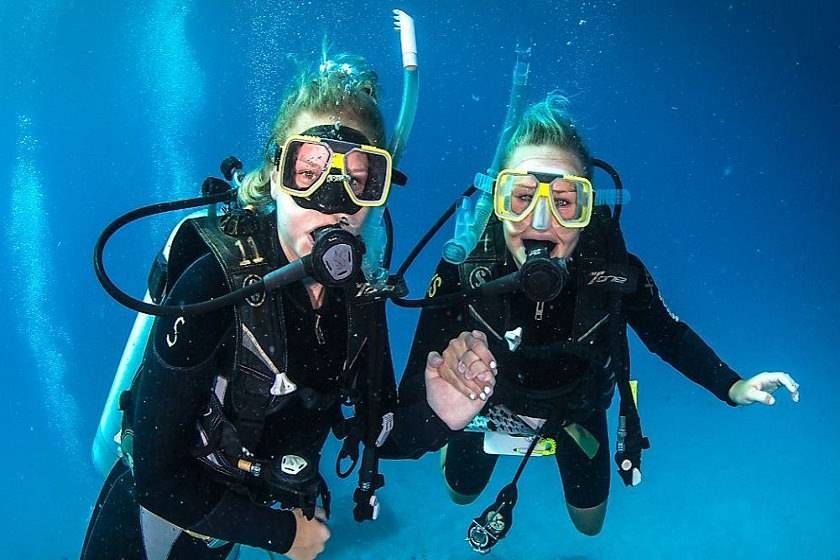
187 215 291 452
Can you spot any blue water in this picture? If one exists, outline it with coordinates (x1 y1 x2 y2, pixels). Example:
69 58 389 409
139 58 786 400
1 1 838 558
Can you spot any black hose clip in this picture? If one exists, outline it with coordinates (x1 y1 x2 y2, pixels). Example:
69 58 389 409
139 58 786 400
352 473 384 522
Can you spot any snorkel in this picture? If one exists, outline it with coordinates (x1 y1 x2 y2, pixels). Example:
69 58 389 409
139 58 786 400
360 9 419 287
442 43 531 265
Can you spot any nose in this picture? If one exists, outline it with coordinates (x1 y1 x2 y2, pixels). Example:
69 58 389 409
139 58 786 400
530 198 552 231
335 211 366 234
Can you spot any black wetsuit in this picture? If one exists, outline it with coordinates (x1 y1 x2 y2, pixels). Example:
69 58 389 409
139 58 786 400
83 245 397 559
393 251 741 508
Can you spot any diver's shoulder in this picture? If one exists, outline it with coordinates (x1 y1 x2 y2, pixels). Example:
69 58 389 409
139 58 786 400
423 258 463 298
626 252 647 269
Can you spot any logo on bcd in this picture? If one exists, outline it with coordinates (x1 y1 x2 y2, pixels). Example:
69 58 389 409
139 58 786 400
243 274 266 307
166 316 186 347
356 282 397 298
587 270 628 286
280 454 308 475
469 266 492 289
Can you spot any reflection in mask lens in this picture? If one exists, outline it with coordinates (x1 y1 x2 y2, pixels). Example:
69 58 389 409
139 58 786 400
285 141 330 191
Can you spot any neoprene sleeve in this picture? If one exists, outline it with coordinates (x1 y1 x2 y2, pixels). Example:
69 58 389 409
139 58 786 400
624 254 741 404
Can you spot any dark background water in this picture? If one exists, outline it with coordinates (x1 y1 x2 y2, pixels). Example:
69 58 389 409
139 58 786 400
1 1 838 558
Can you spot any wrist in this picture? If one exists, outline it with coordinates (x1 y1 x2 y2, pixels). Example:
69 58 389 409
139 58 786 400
727 380 744 406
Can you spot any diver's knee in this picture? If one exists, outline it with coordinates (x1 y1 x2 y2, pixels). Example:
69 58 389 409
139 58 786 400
574 520 604 536
440 445 482 505
566 500 607 536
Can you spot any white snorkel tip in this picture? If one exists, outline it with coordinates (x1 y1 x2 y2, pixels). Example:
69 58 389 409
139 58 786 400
393 9 417 69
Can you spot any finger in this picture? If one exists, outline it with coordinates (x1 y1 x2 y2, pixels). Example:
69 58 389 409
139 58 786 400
459 351 494 384
464 360 495 400
770 371 800 402
463 352 496 389
470 329 488 342
425 351 444 376
443 363 484 400
458 330 475 343
467 331 497 373
459 353 478 380
442 339 467 373
426 352 457 393
452 331 473 352
460 349 496 395
745 386 775 405
433 355 482 400
459 349 485 380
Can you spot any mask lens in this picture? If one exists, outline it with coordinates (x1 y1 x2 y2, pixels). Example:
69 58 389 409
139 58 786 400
497 172 538 220
343 148 389 204
283 140 331 193
549 177 584 222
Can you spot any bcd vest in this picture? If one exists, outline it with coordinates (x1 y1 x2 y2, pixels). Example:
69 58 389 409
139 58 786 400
458 211 650 486
122 211 387 517
458 214 637 419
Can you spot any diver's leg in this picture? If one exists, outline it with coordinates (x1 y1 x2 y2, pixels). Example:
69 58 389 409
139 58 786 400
80 461 145 559
555 410 610 535
564 501 608 536
140 505 238 560
441 431 498 504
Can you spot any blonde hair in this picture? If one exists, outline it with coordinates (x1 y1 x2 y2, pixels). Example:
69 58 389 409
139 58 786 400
501 93 592 177
239 52 385 211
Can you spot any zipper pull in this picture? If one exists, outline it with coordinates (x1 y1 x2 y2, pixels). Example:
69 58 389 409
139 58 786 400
534 301 545 321
314 313 326 345
270 371 297 396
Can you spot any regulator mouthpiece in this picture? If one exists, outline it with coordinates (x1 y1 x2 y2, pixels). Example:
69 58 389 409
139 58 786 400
308 225 364 287
519 240 568 302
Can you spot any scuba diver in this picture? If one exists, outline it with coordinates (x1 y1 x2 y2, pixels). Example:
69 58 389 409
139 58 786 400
391 93 801 553
82 11 457 557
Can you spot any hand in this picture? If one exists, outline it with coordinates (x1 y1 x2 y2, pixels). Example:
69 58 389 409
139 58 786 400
425 351 488 430
285 507 330 560
728 371 800 406
439 330 498 401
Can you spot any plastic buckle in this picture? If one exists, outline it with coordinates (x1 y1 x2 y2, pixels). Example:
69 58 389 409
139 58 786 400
474 172 495 194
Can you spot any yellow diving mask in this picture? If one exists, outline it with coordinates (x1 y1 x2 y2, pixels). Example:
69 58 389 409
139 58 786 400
276 127 397 214
493 169 594 228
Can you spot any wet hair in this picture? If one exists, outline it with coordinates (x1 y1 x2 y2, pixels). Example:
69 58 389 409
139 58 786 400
239 52 385 211
500 93 592 178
